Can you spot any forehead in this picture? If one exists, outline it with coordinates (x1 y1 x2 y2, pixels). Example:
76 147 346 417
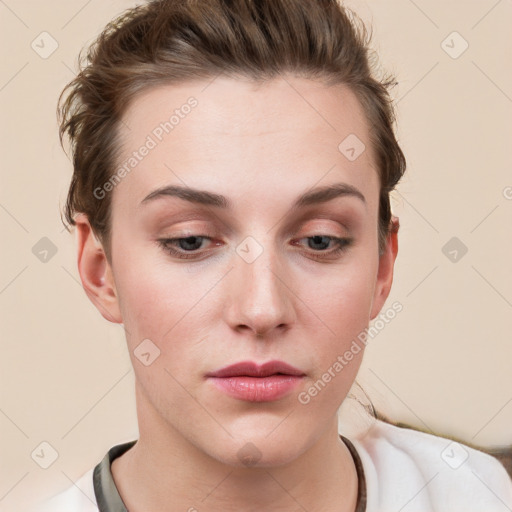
111 74 378 215
119 74 370 146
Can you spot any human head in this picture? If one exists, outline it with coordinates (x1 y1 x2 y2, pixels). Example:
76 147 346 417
58 0 405 264
58 0 405 468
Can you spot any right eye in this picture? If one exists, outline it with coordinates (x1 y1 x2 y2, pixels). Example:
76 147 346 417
157 235 220 260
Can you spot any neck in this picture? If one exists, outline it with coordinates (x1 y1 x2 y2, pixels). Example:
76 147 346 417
111 385 359 512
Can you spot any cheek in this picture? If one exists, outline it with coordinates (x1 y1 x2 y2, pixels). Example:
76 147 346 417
112 246 180 342
113 262 205 403
118 274 186 345
113 249 216 378
295 255 377 384
300 257 377 332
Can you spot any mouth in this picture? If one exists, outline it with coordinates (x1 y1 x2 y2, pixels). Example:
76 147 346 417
206 360 305 378
206 360 306 402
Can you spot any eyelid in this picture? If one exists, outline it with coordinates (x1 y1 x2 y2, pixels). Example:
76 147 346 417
299 217 352 233
283 209 357 232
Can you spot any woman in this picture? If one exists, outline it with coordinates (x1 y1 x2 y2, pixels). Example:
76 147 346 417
34 0 512 510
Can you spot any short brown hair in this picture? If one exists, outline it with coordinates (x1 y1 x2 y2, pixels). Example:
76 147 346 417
58 0 406 262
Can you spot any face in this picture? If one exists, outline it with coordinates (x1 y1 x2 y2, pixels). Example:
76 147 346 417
78 74 396 467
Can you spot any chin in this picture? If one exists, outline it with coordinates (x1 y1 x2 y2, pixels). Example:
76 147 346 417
205 428 311 469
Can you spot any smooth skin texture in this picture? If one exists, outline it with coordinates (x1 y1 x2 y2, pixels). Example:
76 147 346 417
75 74 399 512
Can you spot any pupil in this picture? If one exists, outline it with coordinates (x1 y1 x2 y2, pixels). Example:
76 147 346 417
310 235 329 250
180 236 202 251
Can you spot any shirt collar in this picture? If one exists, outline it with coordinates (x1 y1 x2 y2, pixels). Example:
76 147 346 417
93 435 367 512
93 440 134 512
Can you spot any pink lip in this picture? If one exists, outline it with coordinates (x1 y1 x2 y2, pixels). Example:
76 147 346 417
206 360 305 378
206 360 306 402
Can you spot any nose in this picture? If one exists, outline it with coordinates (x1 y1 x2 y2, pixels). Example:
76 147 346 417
224 240 296 339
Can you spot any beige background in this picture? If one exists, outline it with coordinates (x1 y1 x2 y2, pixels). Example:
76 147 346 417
1 0 511 510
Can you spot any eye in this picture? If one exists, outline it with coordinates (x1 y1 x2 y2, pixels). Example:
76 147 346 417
292 235 353 260
157 235 218 260
157 234 353 261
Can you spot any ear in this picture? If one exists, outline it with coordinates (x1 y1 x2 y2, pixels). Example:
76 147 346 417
74 213 122 323
369 215 399 320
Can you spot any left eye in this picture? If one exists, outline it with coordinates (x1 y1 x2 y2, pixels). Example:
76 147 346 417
293 235 353 259
303 235 338 251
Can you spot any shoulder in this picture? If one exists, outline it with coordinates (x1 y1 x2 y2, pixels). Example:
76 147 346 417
351 418 512 512
29 468 97 512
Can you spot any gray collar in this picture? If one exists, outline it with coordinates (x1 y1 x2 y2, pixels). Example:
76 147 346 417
93 440 135 512
93 436 366 511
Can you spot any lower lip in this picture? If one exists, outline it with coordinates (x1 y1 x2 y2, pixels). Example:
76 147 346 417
208 375 304 402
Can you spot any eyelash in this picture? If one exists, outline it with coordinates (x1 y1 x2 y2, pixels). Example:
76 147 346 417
156 234 353 261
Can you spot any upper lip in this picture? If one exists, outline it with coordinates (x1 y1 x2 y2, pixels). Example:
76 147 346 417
206 360 305 378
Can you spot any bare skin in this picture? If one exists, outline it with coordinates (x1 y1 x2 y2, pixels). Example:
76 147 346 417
75 74 398 511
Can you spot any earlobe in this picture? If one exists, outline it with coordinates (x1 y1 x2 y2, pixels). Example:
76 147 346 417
74 213 122 324
369 215 399 321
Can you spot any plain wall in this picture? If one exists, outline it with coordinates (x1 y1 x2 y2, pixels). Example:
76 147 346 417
1 0 511 510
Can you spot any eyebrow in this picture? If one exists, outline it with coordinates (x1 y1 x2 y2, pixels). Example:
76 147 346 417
139 182 366 210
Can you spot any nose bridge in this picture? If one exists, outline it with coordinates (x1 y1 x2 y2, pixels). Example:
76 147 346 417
228 233 293 336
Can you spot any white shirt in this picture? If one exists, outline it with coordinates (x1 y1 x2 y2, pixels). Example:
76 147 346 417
30 418 512 511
